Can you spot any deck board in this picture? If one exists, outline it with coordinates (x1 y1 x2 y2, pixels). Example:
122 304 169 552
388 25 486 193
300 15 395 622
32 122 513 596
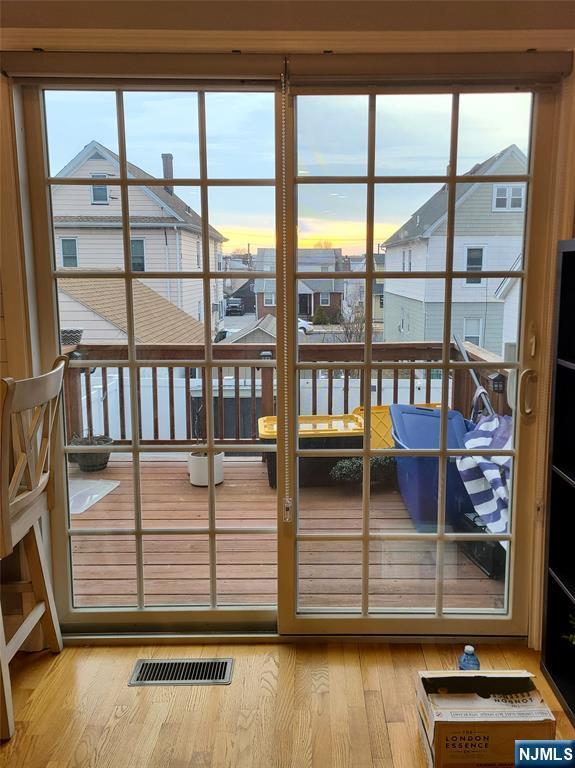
67 456 505 610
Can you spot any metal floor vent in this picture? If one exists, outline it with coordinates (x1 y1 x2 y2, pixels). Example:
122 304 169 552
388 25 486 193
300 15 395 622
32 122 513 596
128 658 233 686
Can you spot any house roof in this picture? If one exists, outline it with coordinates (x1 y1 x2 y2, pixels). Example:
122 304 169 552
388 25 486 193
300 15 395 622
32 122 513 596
253 277 344 294
254 248 345 271
56 140 226 242
59 277 205 345
385 145 528 247
220 313 277 343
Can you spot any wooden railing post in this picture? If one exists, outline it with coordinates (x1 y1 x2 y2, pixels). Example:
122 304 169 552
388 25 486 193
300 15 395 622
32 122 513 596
64 366 83 439
260 351 275 418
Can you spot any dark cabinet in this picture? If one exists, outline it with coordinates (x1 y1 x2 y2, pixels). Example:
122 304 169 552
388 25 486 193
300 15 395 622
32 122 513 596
541 239 575 726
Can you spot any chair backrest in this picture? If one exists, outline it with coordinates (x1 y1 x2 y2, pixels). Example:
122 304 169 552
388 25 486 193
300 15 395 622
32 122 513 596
0 356 68 557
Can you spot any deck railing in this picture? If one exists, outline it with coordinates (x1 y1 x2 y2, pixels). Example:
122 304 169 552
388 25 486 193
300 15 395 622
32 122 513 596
62 341 510 444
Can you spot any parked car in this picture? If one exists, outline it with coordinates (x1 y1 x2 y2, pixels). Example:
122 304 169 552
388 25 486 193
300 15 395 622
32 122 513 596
298 317 313 334
226 298 245 316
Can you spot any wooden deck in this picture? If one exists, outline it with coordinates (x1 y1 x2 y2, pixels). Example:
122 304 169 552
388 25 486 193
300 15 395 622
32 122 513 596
68 456 505 611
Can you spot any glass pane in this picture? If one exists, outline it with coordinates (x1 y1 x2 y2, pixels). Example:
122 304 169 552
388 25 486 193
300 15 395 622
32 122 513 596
297 95 368 176
297 540 362 611
297 278 366 357
67 452 135 530
71 535 137 608
128 185 203 271
379 278 445 359
453 181 526 267
132 279 207 359
57 278 129 357
370 457 416 533
50 184 124 271
369 540 436 611
368 368 446 419
205 92 275 178
141 453 208 529
123 92 200 178
375 94 452 176
389 452 441 533
298 456 363 535
215 454 276 528
251 277 278 329
443 541 508 611
211 367 275 444
135 366 206 442
298 367 365 425
449 367 516 444
374 183 446 271
450 292 522 361
457 93 532 175
217 534 277 606
297 185 366 265
211 277 258 340
44 90 119 177
446 455 513 541
63 366 133 443
143 534 210 606
209 186 276 270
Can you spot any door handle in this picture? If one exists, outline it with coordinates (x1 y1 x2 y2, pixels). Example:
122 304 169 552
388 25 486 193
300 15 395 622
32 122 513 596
518 368 537 417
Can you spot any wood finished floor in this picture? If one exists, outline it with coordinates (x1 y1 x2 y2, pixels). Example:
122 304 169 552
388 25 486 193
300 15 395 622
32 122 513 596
2 643 574 767
68 457 503 611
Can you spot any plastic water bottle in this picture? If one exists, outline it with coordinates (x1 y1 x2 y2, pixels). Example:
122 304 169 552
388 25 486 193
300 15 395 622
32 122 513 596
458 645 480 670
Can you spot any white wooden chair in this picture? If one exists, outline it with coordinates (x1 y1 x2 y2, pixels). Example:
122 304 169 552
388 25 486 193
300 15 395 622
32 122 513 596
0 356 67 740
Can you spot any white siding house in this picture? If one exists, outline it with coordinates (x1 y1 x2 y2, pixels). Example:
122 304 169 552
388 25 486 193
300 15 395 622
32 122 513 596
53 140 226 338
383 145 526 355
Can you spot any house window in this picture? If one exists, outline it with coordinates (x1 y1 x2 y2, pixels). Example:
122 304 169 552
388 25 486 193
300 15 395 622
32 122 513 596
321 265 329 272
61 238 78 268
130 239 145 271
402 250 406 271
319 293 330 306
408 248 412 272
379 295 384 309
264 292 276 306
492 184 525 211
90 174 108 204
465 247 483 284
197 300 203 321
463 318 483 347
196 241 201 269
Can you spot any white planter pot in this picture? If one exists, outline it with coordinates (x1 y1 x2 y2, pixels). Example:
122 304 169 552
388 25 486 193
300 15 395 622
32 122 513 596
188 452 224 486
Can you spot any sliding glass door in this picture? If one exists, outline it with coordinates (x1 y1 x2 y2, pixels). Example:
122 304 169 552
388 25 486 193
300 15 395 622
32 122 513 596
26 78 537 634
278 89 533 635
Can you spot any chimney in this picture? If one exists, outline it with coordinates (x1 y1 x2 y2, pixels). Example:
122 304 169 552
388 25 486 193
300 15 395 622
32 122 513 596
162 153 174 194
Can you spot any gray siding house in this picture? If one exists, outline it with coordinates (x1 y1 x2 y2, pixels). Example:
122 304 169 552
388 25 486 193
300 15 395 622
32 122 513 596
383 145 526 355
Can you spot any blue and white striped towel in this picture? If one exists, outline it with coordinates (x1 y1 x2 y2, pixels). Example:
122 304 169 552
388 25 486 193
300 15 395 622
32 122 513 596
456 414 513 536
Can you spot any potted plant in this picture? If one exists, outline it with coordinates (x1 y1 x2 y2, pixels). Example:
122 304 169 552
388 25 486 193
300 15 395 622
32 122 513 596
187 402 224 486
70 432 113 472
329 455 396 487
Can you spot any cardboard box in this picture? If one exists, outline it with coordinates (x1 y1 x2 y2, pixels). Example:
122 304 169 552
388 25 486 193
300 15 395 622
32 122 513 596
417 670 556 768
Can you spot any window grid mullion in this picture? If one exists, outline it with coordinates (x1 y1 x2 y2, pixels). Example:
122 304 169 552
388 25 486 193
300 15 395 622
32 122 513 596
115 88 145 611
197 90 218 610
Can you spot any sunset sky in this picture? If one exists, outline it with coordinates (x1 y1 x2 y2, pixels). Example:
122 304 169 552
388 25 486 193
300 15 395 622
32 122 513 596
45 90 531 256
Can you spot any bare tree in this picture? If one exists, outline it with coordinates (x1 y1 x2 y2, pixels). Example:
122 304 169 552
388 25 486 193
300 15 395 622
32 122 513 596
334 307 366 343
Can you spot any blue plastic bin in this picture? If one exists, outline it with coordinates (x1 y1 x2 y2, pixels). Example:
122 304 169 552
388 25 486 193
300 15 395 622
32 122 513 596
390 404 475 531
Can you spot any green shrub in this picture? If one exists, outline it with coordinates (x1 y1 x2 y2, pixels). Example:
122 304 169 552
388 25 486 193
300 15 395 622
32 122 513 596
330 456 396 485
312 306 330 325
